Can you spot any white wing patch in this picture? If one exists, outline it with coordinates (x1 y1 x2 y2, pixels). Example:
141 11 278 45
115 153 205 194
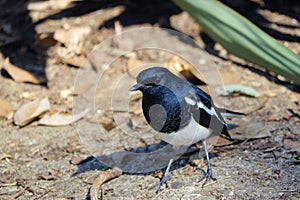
184 96 197 106
185 96 222 121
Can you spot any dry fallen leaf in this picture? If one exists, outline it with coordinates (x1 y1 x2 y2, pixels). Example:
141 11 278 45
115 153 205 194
54 25 92 54
0 99 13 119
14 98 50 126
164 56 206 85
54 26 92 45
61 56 91 68
3 58 46 84
27 0 75 11
90 167 122 200
38 108 89 126
35 33 57 48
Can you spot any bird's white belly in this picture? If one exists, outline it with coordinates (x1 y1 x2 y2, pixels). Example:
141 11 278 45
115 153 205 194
157 117 211 146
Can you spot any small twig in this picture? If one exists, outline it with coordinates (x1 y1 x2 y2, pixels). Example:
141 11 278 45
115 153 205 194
201 179 217 187
0 182 17 187
279 189 298 192
34 187 53 200
290 160 300 165
262 146 279 153
13 183 30 199
90 167 122 200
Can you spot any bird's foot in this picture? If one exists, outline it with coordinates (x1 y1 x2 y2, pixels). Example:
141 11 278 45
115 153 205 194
202 168 216 188
155 175 169 193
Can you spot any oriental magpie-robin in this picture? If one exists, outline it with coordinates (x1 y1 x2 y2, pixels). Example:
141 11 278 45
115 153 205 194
129 67 242 192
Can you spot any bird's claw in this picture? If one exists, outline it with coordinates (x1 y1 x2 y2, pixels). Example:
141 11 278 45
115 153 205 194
202 168 216 188
155 175 169 193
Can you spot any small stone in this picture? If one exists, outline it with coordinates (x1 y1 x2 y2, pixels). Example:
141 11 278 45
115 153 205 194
70 155 83 165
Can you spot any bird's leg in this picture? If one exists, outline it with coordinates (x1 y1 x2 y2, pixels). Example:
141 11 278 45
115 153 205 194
202 140 216 188
156 157 174 193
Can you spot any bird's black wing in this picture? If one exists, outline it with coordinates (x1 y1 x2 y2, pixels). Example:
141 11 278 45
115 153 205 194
186 83 231 138
188 83 212 109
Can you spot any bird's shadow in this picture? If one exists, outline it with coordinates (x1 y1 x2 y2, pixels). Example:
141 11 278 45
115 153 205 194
74 141 219 199
72 141 218 178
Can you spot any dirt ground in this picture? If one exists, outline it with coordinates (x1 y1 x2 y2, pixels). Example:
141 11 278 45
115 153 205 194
0 0 300 199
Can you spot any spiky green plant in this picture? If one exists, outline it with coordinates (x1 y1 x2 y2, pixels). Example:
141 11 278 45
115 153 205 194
173 0 300 85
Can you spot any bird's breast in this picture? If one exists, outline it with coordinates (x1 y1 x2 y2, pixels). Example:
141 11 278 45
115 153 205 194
157 117 212 146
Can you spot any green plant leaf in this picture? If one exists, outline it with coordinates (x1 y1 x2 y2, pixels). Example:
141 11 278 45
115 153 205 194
102 166 111 171
172 0 300 85
215 84 261 97
292 153 300 160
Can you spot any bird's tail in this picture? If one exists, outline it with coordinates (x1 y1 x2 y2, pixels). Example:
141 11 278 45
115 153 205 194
221 125 232 139
220 109 244 118
227 123 240 130
221 123 240 140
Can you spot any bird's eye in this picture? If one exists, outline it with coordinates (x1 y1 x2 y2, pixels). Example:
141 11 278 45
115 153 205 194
145 83 156 87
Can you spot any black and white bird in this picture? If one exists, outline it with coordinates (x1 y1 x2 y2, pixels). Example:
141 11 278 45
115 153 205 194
129 67 242 192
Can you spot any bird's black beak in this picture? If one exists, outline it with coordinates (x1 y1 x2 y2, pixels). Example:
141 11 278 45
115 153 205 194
129 83 143 91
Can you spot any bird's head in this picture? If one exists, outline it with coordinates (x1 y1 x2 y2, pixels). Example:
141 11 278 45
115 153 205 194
129 67 170 93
